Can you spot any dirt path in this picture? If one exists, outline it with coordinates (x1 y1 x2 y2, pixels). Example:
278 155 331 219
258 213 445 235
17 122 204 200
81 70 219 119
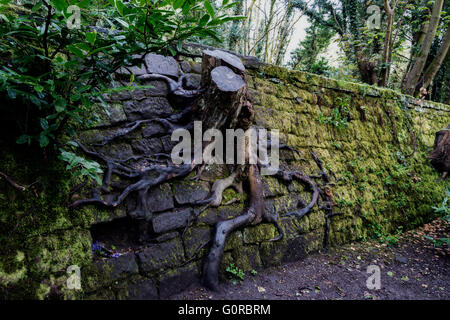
169 219 449 300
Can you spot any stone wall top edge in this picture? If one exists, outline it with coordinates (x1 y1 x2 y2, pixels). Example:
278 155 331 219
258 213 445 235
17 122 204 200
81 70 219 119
254 63 450 112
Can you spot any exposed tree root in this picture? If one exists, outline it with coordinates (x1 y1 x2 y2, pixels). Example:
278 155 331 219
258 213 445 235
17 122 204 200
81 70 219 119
275 170 320 219
0 171 26 192
202 210 255 290
70 139 196 242
201 164 285 291
196 171 239 207
138 73 203 98
71 51 339 292
93 107 193 147
310 150 341 251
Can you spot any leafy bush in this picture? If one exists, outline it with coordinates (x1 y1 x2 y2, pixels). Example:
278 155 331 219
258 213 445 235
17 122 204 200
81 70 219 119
424 187 450 248
0 0 242 182
432 186 450 222
318 97 351 130
309 57 331 76
59 146 103 185
225 263 245 284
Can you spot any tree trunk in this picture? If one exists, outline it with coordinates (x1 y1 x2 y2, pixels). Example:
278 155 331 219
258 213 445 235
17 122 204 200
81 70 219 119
228 0 244 52
378 0 395 87
422 27 450 90
401 21 430 88
201 49 246 87
429 125 450 180
404 0 444 96
263 0 276 63
201 65 248 130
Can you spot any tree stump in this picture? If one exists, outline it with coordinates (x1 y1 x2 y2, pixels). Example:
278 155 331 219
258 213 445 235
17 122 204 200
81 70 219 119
429 124 450 180
198 49 253 131
201 49 246 87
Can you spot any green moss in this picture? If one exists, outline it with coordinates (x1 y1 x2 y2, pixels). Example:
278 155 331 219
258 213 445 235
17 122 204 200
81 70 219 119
0 251 27 287
243 224 276 244
225 231 243 251
1 61 449 299
230 245 262 271
25 229 92 277
222 188 245 204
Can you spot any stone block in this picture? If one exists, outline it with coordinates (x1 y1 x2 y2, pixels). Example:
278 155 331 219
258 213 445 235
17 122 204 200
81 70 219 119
183 73 201 89
91 103 127 127
183 226 211 259
132 137 163 154
137 238 185 273
173 181 210 205
116 276 158 300
142 122 167 138
124 97 173 121
146 183 174 213
145 53 180 78
83 252 139 292
243 224 276 244
158 263 200 299
152 208 190 233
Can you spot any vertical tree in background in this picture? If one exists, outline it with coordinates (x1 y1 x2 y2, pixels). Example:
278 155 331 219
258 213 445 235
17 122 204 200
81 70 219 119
215 0 305 65
289 21 335 73
229 0 245 51
203 0 449 101
404 0 444 95
422 28 450 90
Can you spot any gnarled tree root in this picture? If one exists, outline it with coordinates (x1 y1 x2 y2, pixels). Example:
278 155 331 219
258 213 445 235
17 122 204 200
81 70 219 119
202 210 255 290
275 170 320 219
202 165 284 291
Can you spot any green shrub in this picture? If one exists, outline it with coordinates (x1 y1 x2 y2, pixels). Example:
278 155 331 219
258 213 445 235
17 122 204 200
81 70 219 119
0 0 242 182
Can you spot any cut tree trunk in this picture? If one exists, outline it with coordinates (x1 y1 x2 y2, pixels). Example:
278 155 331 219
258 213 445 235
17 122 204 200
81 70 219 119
429 125 450 180
201 49 246 87
201 65 247 130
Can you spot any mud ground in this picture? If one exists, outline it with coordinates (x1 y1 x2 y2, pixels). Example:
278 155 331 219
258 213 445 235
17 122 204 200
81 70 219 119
169 218 449 300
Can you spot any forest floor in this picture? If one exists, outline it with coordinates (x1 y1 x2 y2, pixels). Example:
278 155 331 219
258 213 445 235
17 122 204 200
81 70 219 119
169 218 449 300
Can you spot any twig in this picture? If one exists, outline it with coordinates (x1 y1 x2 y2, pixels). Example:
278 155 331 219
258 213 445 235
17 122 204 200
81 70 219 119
0 171 26 192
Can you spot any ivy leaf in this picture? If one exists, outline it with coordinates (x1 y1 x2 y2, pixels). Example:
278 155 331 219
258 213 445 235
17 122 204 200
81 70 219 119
173 0 185 10
94 175 102 186
66 44 85 58
16 135 31 145
204 0 215 18
54 97 67 112
32 2 43 12
40 118 49 130
67 140 79 148
39 134 50 147
86 31 97 45
199 14 210 27
114 0 126 16
50 0 68 12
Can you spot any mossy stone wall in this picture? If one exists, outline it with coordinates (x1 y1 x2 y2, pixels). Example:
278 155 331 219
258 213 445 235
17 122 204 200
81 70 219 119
1 61 449 300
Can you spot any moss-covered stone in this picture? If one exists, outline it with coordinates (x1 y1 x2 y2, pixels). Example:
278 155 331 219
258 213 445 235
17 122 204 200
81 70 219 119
243 224 276 244
2 61 449 300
